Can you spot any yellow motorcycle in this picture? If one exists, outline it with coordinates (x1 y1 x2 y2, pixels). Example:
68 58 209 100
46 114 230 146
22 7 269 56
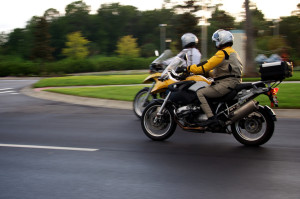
133 54 211 118
133 50 172 118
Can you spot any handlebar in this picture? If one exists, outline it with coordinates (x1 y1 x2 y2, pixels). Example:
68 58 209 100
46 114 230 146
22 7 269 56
167 70 180 82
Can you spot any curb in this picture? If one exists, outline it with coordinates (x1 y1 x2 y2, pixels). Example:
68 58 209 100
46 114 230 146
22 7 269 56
21 86 133 110
21 86 300 119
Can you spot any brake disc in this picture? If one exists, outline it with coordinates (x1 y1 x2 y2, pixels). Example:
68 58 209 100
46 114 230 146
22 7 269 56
244 116 263 134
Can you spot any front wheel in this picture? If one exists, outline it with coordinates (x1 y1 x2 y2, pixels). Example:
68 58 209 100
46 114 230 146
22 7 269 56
141 101 177 141
133 88 156 118
231 106 275 146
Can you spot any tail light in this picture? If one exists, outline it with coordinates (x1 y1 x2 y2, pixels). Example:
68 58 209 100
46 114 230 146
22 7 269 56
271 88 279 95
268 88 279 107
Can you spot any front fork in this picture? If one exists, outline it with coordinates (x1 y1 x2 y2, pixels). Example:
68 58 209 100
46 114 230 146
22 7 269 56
154 92 171 123
142 82 155 107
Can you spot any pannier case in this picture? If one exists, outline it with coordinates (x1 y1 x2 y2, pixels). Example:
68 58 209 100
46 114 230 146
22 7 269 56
259 61 293 81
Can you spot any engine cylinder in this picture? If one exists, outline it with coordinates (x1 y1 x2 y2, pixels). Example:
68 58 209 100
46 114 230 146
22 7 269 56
230 100 259 123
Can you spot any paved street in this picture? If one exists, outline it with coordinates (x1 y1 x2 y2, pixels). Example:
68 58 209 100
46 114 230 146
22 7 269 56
0 79 300 199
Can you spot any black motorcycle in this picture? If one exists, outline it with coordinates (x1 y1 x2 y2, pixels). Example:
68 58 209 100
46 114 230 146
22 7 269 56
141 61 293 146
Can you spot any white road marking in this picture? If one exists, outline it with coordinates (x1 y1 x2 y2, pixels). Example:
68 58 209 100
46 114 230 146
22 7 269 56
0 88 19 95
0 88 13 91
0 144 99 152
0 90 15 94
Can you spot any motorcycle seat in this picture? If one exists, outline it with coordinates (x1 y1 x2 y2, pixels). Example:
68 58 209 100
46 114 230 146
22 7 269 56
209 81 265 103
235 83 253 91
235 81 265 91
209 90 237 102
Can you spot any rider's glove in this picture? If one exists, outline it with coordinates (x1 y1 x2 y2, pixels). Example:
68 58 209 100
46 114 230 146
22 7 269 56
176 67 187 73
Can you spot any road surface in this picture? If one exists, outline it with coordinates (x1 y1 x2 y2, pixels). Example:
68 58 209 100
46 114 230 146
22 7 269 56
0 79 299 199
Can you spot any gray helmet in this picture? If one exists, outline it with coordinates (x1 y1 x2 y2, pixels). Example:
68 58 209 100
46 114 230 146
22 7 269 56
212 29 234 48
181 33 198 48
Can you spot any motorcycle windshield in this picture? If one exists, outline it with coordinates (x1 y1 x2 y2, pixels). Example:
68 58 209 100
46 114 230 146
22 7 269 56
152 49 173 64
160 56 185 78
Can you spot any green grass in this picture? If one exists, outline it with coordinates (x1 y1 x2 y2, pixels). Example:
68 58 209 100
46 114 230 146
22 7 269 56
254 83 300 108
33 71 300 88
34 74 148 88
45 85 145 101
46 83 300 108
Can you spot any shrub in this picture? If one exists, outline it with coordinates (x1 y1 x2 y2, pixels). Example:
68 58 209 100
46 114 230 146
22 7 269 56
0 55 155 76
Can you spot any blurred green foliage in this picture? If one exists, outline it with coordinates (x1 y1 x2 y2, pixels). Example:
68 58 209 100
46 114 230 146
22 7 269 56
0 55 153 77
0 1 299 76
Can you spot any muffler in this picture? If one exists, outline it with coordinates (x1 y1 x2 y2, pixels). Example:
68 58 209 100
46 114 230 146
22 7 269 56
229 100 259 123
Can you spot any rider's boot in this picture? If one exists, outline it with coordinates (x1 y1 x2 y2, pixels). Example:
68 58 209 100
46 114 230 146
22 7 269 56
199 115 219 127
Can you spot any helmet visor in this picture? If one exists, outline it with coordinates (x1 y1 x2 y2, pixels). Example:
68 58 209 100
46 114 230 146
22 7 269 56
212 32 220 42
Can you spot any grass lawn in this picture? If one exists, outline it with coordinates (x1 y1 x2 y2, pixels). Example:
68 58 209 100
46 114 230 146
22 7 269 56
46 83 300 109
45 85 146 101
34 71 300 88
254 83 300 108
34 74 148 88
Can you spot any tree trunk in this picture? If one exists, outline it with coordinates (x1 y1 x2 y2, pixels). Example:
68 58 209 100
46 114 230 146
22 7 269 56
244 0 258 77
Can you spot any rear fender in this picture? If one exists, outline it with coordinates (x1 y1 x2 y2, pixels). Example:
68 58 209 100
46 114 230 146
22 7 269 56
260 105 277 121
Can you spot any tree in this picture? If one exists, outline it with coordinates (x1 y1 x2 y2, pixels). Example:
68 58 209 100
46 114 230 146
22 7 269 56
172 12 200 51
62 31 90 59
175 0 201 13
291 3 300 16
0 32 8 47
96 3 142 55
65 0 90 15
207 6 235 56
64 0 92 37
279 15 300 58
140 43 157 57
244 0 257 77
31 17 53 61
44 8 60 22
237 7 270 37
116 35 140 58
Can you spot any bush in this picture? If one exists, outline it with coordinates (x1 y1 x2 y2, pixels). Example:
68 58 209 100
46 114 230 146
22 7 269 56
0 56 40 76
0 55 155 77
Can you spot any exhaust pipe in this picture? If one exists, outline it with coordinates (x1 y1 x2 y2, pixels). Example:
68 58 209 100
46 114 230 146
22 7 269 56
229 100 259 123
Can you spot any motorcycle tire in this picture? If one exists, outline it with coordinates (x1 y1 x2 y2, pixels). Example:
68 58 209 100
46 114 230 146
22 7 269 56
141 101 177 141
231 106 274 146
133 87 156 118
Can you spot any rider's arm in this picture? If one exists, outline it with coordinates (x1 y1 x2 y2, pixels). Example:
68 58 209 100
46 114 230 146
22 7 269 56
187 50 225 75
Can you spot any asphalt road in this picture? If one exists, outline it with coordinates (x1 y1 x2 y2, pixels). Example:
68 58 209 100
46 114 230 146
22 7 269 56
0 79 300 199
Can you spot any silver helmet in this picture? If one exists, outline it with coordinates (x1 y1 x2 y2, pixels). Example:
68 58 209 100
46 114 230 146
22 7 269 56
212 29 234 48
181 33 198 48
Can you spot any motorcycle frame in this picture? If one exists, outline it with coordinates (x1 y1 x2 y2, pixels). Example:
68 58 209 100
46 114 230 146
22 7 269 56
153 79 278 133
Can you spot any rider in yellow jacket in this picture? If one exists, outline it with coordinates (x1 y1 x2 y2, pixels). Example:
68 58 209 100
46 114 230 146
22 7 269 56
187 29 243 125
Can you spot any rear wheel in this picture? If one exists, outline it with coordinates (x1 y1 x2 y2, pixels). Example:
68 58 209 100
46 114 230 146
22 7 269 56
133 88 156 118
231 107 274 146
141 101 176 141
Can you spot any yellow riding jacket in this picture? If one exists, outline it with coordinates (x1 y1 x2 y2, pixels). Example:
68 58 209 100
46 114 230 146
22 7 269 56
188 47 243 81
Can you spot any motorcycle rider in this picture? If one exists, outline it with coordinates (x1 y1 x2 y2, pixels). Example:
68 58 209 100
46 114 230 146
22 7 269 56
178 29 243 125
159 33 201 68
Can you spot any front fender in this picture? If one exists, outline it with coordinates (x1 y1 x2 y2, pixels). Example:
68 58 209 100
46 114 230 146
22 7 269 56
261 105 277 121
143 73 162 83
